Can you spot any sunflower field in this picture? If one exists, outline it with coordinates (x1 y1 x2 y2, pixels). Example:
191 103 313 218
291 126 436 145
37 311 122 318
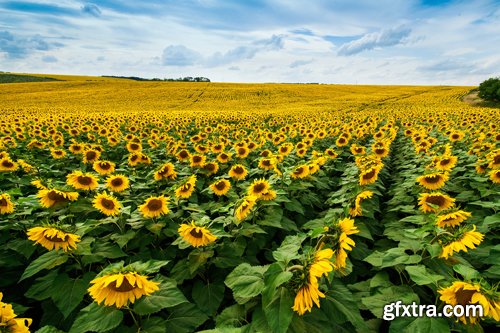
0 75 499 333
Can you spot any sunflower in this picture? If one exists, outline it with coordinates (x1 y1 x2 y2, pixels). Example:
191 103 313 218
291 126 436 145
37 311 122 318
336 136 349 147
260 189 277 201
350 145 365 155
235 195 257 221
50 147 66 159
0 157 18 172
93 192 121 216
203 162 219 176
216 152 232 164
358 166 381 186
31 179 47 190
229 164 248 180
88 272 160 308
93 160 116 175
416 172 449 190
247 178 271 198
434 155 458 171
105 174 130 192
83 149 101 164
0 293 32 333
436 210 471 228
37 188 79 208
154 163 177 181
349 190 374 217
190 154 206 167
258 158 276 170
69 143 84 154
449 131 465 142
439 281 500 324
439 225 484 259
291 165 309 179
66 171 99 191
418 192 455 213
175 175 197 199
178 221 217 247
235 146 250 159
489 169 500 184
292 274 325 316
209 179 231 196
309 248 335 279
176 149 191 162
27 226 80 252
0 193 15 214
139 195 170 218
126 142 142 153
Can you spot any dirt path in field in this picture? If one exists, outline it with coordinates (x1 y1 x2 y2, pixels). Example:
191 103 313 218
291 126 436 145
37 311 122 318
462 91 482 106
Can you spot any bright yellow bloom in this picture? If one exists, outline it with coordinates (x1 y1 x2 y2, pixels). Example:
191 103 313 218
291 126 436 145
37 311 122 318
105 174 130 192
0 157 18 172
175 175 197 199
66 170 99 191
292 275 325 315
209 179 231 196
247 178 271 198
154 162 177 181
333 218 359 269
416 172 449 190
0 193 15 214
93 192 121 216
436 210 471 228
349 191 374 217
27 226 80 252
440 225 484 259
229 164 248 180
419 192 455 213
309 248 335 279
291 165 309 179
139 195 170 218
88 272 160 308
489 169 500 184
178 221 217 247
235 196 257 222
37 188 79 208
0 292 32 333
93 160 116 175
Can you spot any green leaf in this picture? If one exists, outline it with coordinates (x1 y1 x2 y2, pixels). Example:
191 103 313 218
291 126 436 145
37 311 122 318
263 287 294 333
52 272 95 318
405 265 444 285
389 317 450 333
134 280 188 315
164 303 209 333
110 230 136 248
225 263 267 304
35 326 66 333
188 249 214 274
25 270 59 301
192 280 225 316
364 248 422 268
272 239 301 267
69 302 123 333
20 251 69 281
141 317 167 333
284 199 304 215
326 280 369 331
452 264 480 280
215 304 246 327
127 260 170 274
361 286 419 318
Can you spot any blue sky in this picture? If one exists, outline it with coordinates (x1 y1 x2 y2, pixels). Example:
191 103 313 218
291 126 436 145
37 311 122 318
0 0 499 84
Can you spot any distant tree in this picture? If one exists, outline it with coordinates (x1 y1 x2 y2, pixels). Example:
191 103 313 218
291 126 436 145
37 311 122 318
478 77 500 102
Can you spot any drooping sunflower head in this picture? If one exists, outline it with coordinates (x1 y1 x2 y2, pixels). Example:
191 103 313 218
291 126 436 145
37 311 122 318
436 210 471 228
175 175 197 199
27 226 80 252
0 193 15 214
359 166 381 186
209 179 231 196
416 172 449 190
438 224 484 259
349 190 374 217
105 174 130 193
291 165 309 179
92 192 121 216
66 170 99 191
178 221 217 247
418 192 455 213
93 160 116 175
154 163 177 181
37 188 79 208
229 164 248 180
235 195 257 222
139 195 170 218
88 271 160 308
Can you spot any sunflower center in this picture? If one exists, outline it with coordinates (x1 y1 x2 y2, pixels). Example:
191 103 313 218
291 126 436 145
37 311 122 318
294 167 304 175
423 175 442 183
130 144 139 150
147 199 163 211
2 160 14 167
362 169 376 179
130 155 139 162
494 155 500 164
101 198 115 210
455 288 476 306
86 151 97 159
189 228 204 238
159 167 170 175
220 153 228 160
440 159 450 166
426 195 445 207
262 160 271 166
238 148 246 155
111 178 123 186
375 148 385 154
44 233 68 242
234 166 244 174
179 151 188 158
338 138 346 143
452 134 460 139
253 183 266 193
180 183 192 192
77 176 93 185
355 148 363 153
193 156 202 163
108 279 136 292
205 164 215 171
47 190 65 202
280 147 287 153
215 182 226 190
0 198 7 206
100 163 111 170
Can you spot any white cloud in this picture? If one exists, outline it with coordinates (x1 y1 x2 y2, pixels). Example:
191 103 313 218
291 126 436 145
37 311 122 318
337 26 412 56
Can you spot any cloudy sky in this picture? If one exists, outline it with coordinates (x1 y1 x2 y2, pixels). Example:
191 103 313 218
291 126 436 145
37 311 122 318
1 0 499 84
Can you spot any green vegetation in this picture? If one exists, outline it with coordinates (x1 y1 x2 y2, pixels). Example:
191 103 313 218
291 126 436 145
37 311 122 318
478 77 500 102
0 73 60 84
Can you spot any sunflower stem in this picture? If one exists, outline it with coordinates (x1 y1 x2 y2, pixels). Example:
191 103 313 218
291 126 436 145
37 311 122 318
128 309 140 328
287 264 304 272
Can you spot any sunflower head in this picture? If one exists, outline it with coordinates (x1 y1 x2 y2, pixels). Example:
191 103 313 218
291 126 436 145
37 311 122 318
229 164 248 180
438 225 484 259
416 172 449 190
139 195 170 218
93 192 121 216
0 157 19 172
88 271 159 308
247 178 271 198
0 193 15 214
419 192 455 213
235 195 257 222
67 170 99 191
175 175 197 199
291 165 309 179
27 226 80 252
106 174 130 192
93 160 116 175
178 221 217 247
37 188 79 208
210 179 231 196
